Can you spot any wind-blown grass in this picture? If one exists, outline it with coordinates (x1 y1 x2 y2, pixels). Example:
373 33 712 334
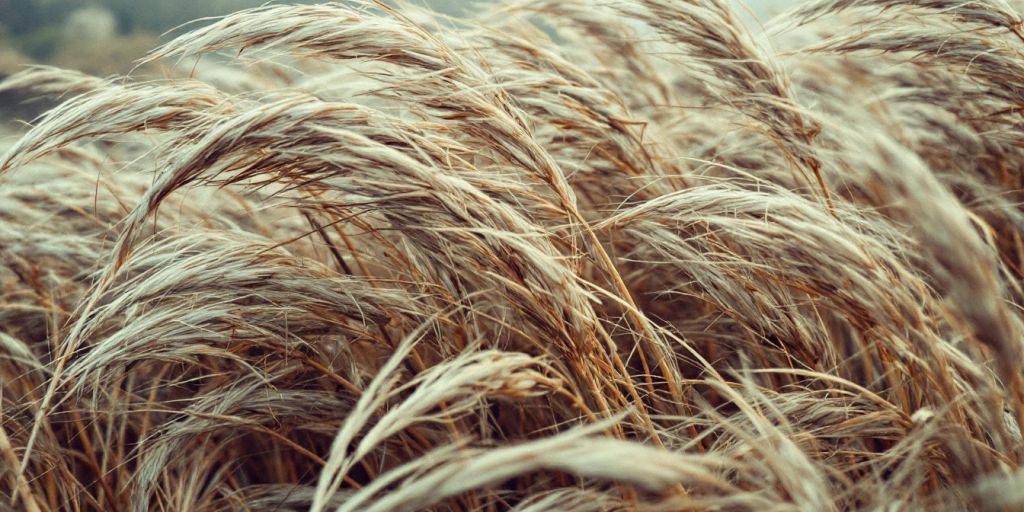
1 1 1024 510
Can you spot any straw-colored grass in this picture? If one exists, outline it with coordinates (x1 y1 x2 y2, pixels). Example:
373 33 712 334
2 1 1024 510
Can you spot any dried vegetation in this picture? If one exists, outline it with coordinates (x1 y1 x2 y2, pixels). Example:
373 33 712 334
2 1 1024 510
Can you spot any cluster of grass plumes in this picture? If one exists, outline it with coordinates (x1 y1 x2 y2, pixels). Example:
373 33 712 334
3 0 1024 510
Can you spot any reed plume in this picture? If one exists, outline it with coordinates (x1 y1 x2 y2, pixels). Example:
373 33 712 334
2 1 1024 510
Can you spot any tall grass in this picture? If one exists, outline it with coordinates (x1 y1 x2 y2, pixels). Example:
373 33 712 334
1 1 1024 510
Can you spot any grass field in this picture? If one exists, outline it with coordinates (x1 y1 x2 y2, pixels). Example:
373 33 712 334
2 1 1024 510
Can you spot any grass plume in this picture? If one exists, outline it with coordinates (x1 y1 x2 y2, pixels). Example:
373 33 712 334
1 1 1024 510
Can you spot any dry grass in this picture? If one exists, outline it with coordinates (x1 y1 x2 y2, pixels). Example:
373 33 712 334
1 0 1024 510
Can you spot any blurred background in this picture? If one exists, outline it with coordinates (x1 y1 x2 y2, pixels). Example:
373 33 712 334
0 0 786 136
0 0 786 73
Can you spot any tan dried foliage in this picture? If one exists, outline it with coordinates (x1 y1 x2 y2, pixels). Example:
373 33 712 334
1 1 1024 510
